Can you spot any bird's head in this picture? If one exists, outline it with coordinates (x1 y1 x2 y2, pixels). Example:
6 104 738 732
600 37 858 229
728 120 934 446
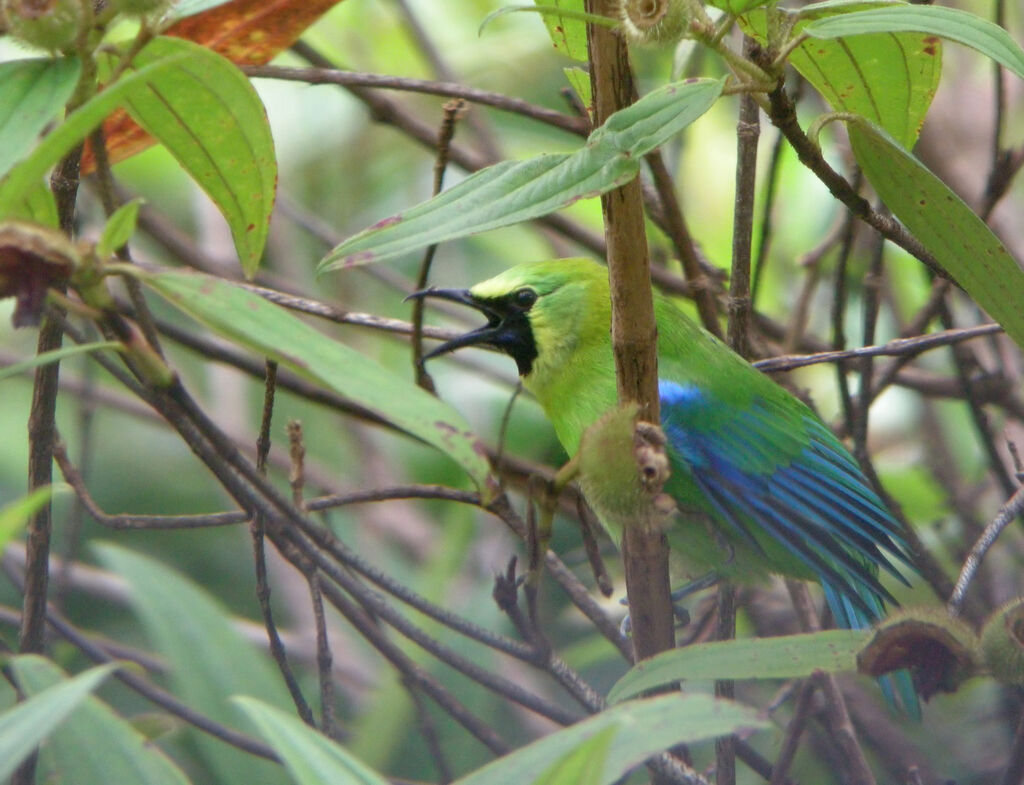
408 258 610 379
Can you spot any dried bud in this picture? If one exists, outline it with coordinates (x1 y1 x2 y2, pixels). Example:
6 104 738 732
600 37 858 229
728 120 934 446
2 0 83 52
857 607 978 700
619 0 690 46
979 598 1024 686
0 221 78 327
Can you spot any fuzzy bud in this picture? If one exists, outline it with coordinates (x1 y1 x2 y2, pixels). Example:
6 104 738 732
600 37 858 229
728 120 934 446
979 598 1024 686
2 0 83 52
619 0 690 46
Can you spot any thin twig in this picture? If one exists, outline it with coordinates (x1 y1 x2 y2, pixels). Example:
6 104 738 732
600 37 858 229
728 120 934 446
948 483 1024 615
762 79 948 280
307 571 338 739
769 680 817 785
1 564 278 761
241 64 588 136
411 99 466 393
250 362 316 726
786 581 876 785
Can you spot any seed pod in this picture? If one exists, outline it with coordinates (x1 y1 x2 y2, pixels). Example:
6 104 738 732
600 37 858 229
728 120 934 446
619 0 690 46
979 598 1024 686
857 606 978 700
2 0 83 52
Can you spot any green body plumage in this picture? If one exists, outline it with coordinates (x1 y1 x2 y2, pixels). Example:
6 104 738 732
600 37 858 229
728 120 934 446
471 258 877 589
417 258 918 713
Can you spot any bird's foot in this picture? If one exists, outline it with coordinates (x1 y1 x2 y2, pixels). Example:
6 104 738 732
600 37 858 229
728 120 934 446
670 570 721 602
618 597 693 637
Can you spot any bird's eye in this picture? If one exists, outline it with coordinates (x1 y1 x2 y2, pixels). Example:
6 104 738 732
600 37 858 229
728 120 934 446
512 288 537 309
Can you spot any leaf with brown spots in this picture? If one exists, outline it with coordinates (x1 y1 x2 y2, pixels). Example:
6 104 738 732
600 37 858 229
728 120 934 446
82 0 345 172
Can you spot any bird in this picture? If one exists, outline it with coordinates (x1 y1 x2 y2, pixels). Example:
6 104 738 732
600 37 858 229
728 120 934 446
411 257 919 712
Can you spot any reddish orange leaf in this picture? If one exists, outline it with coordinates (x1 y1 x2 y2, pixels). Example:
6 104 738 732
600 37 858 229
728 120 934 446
83 0 345 172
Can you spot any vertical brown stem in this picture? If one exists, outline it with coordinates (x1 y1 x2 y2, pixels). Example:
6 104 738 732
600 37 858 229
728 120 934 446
584 0 674 667
14 141 84 785
714 584 737 785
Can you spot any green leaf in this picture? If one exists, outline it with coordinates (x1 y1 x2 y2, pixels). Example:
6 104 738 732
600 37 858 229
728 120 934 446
12 179 59 226
234 698 391 785
535 0 590 61
0 659 118 782
531 726 614 785
0 341 122 384
97 198 144 257
319 78 724 271
0 51 192 220
10 657 191 785
607 630 869 704
847 119 1024 351
803 5 1024 80
116 37 276 277
94 543 291 785
142 270 495 493
0 57 81 181
454 693 767 785
745 4 940 148
0 486 66 550
563 66 591 112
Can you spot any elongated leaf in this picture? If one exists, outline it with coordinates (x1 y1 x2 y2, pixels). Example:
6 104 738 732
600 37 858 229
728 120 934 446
0 58 81 181
0 659 118 781
847 119 1024 351
0 53 192 219
531 726 614 785
319 78 724 271
0 486 66 550
607 630 869 704
234 698 390 785
11 657 191 785
455 693 767 785
115 37 276 277
142 270 495 492
803 6 1024 79
95 544 290 785
0 341 121 383
744 4 939 148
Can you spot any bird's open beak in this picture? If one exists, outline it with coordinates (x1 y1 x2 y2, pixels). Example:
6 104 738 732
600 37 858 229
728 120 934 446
405 287 505 361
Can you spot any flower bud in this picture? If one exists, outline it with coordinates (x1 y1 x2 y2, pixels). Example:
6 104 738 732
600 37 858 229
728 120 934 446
619 0 690 46
2 0 83 52
979 598 1024 686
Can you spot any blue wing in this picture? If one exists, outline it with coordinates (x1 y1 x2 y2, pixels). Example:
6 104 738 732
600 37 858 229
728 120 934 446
658 380 913 622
